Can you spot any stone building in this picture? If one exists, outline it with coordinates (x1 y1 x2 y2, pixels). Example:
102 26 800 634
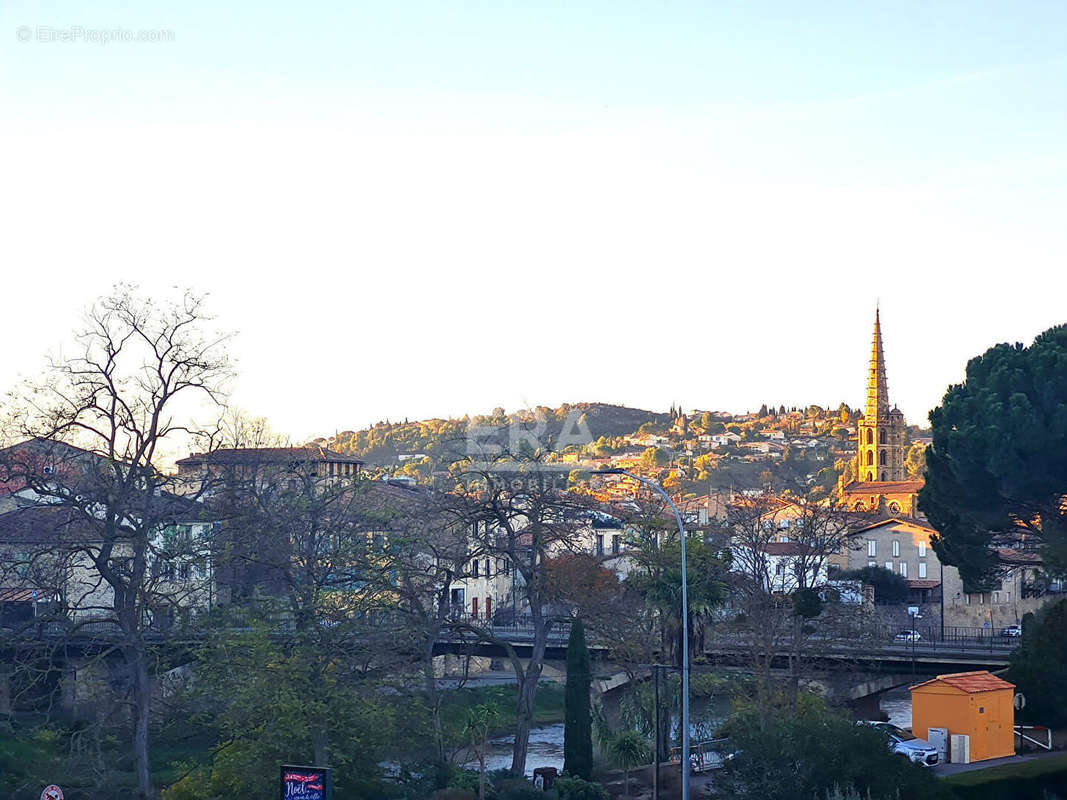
856 308 907 483
839 310 923 516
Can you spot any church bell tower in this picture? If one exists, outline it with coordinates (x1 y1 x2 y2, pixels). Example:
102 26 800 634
856 309 906 482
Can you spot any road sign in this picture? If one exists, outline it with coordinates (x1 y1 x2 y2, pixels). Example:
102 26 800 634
41 786 64 800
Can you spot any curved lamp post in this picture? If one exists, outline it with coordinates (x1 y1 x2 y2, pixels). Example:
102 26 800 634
594 468 690 800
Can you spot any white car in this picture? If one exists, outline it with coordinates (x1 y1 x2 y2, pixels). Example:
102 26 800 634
894 629 921 643
1000 624 1022 637
860 722 939 766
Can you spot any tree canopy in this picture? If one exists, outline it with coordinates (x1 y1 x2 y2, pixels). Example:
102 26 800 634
1009 600 1067 727
919 324 1067 588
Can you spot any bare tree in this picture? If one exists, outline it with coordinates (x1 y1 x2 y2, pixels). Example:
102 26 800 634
1 286 231 798
720 494 862 720
203 452 422 768
434 454 595 776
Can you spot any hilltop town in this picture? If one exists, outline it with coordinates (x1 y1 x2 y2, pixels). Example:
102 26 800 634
0 294 1064 800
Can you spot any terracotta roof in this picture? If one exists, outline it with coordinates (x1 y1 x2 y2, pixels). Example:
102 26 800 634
177 446 363 467
911 670 1015 694
0 587 52 603
997 548 1043 566
906 579 941 589
853 517 937 535
759 542 817 556
842 480 924 494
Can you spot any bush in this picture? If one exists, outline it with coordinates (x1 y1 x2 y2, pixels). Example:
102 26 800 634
836 566 909 605
555 775 609 800
710 706 951 800
496 782 549 800
448 768 496 799
431 791 478 800
943 753 1067 800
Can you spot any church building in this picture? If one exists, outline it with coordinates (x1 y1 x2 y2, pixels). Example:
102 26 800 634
840 310 923 516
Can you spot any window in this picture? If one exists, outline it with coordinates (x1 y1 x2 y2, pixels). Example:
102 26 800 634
868 560 876 568
885 562 893 572
472 597 479 618
899 562 907 578
471 560 479 578
867 450 874 466
485 559 491 577
503 559 510 573
918 541 926 558
880 450 887 466
866 429 873 445
880 429 887 445
596 535 604 555
485 597 491 619
892 540 900 557
868 540 877 557
918 562 927 579
993 591 1000 603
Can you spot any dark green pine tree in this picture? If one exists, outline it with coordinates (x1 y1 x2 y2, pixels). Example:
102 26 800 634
563 618 593 780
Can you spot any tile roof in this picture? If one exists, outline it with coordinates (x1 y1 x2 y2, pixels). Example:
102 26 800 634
997 548 1043 566
842 480 925 494
760 542 817 556
177 446 363 467
906 579 941 589
911 670 1015 694
0 587 52 603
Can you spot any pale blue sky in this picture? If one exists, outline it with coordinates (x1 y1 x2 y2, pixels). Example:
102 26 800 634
2 2 1065 438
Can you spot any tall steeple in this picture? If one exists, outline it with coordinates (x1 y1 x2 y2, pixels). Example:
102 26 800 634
856 307 906 483
866 307 890 419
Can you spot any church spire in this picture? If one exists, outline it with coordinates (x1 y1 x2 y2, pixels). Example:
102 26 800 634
866 307 889 420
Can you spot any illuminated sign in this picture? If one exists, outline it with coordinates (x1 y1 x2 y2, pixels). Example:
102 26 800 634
280 765 332 800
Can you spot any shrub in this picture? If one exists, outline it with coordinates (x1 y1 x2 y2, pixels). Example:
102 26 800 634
710 706 951 800
448 768 496 799
431 791 478 800
555 775 609 800
496 782 549 800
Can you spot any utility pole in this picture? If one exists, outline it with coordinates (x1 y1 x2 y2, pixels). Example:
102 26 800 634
595 469 691 800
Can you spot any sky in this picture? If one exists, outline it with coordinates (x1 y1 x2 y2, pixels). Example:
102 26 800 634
1 1 1065 441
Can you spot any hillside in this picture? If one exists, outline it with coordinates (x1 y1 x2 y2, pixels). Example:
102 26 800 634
313 401 928 497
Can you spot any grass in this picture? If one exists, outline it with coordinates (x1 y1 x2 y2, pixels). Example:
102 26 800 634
439 682 566 737
0 683 566 797
0 721 216 799
941 752 1067 786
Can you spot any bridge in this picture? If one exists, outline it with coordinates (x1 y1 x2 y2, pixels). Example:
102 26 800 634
0 619 1017 720
434 624 1016 673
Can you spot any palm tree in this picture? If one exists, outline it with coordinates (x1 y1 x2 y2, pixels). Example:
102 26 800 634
465 704 500 800
608 730 651 800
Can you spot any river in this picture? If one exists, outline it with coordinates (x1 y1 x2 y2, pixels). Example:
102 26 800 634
467 688 915 776
466 693 734 776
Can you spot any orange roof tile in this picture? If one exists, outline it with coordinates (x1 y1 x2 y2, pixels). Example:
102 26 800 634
842 480 924 494
911 670 1014 694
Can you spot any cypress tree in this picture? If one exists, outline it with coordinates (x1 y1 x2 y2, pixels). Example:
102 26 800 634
563 618 593 779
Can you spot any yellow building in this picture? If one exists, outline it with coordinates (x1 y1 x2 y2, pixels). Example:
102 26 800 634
839 309 922 514
911 671 1015 763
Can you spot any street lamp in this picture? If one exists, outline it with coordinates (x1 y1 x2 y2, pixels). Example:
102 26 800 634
594 468 691 800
